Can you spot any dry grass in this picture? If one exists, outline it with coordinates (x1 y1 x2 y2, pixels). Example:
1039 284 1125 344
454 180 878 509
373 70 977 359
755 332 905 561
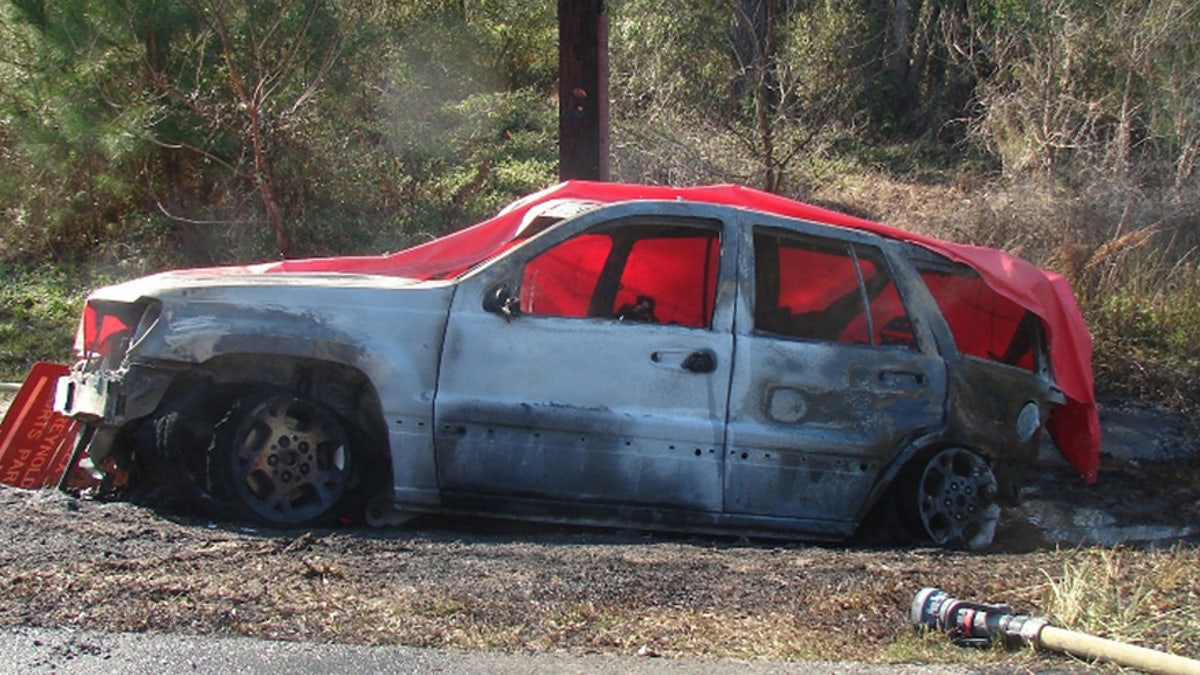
1041 546 1200 656
1086 252 1200 412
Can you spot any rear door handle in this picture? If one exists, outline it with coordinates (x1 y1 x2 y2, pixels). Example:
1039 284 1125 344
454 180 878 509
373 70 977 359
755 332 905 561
880 369 926 388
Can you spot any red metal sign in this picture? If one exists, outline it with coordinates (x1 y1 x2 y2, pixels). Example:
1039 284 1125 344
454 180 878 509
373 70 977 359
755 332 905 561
0 362 87 490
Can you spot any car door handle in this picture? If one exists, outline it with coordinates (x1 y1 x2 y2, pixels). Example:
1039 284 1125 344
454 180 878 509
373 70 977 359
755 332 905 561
879 369 926 388
681 350 717 373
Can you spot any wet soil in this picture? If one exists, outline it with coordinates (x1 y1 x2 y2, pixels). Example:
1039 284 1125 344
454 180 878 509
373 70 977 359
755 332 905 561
0 399 1197 667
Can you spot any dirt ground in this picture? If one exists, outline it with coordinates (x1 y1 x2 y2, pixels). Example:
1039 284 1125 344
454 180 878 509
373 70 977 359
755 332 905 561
1 397 1198 668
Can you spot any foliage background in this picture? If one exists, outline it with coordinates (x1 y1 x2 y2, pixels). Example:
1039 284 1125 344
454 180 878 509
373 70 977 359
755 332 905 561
0 0 1196 408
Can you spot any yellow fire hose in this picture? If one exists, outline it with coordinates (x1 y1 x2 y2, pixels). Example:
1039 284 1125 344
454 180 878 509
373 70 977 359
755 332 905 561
913 587 1200 675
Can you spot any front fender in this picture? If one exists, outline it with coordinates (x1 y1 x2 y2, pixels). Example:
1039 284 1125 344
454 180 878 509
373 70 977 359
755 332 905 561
134 284 454 421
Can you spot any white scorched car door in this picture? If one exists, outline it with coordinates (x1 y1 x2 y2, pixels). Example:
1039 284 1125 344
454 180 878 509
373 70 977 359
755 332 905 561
434 215 736 515
724 224 947 523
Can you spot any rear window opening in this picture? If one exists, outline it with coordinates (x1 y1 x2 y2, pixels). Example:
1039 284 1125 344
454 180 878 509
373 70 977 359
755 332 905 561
752 230 917 349
908 248 1043 372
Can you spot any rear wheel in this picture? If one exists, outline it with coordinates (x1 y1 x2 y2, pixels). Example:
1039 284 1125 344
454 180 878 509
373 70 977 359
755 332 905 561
213 391 363 527
905 447 1000 550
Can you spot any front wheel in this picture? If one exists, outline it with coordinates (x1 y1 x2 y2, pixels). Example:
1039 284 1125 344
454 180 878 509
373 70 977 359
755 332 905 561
213 391 361 527
905 447 1000 550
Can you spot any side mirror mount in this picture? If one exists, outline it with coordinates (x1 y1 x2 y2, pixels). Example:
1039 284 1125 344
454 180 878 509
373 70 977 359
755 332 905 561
483 283 521 322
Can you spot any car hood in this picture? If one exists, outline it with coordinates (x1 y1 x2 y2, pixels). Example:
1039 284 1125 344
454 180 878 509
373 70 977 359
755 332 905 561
87 269 438 303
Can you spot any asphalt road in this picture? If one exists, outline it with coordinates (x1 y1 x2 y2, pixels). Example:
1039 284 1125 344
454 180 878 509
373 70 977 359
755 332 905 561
0 626 986 675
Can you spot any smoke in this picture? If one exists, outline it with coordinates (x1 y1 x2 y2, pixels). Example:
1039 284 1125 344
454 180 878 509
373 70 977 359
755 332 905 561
378 19 506 160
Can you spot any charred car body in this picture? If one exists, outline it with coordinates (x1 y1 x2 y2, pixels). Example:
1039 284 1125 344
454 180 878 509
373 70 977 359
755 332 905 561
53 182 1098 549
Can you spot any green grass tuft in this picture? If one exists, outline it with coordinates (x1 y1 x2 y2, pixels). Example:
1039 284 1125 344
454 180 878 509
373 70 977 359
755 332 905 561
0 265 89 381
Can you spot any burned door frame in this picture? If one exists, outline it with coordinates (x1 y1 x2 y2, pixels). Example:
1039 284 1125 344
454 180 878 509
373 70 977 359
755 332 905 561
432 202 740 523
723 213 949 529
901 243 1064 494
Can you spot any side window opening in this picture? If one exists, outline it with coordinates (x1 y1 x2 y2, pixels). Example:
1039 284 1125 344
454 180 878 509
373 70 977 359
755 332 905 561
520 233 611 318
753 230 916 348
916 262 1041 371
519 221 721 329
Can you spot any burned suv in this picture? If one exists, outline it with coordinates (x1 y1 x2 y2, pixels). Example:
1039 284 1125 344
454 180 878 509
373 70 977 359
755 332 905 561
54 182 1098 549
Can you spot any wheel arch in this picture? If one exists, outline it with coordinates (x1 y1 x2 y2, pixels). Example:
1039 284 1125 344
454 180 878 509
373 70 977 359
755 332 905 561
856 435 1003 549
854 432 998 525
115 353 399 526
159 353 390 453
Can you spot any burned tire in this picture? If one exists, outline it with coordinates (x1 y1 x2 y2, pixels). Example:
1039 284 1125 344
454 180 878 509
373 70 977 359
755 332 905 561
135 388 238 519
213 391 366 527
903 447 1000 550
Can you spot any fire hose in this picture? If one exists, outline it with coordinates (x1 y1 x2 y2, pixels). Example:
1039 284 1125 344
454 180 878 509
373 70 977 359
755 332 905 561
913 587 1200 674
